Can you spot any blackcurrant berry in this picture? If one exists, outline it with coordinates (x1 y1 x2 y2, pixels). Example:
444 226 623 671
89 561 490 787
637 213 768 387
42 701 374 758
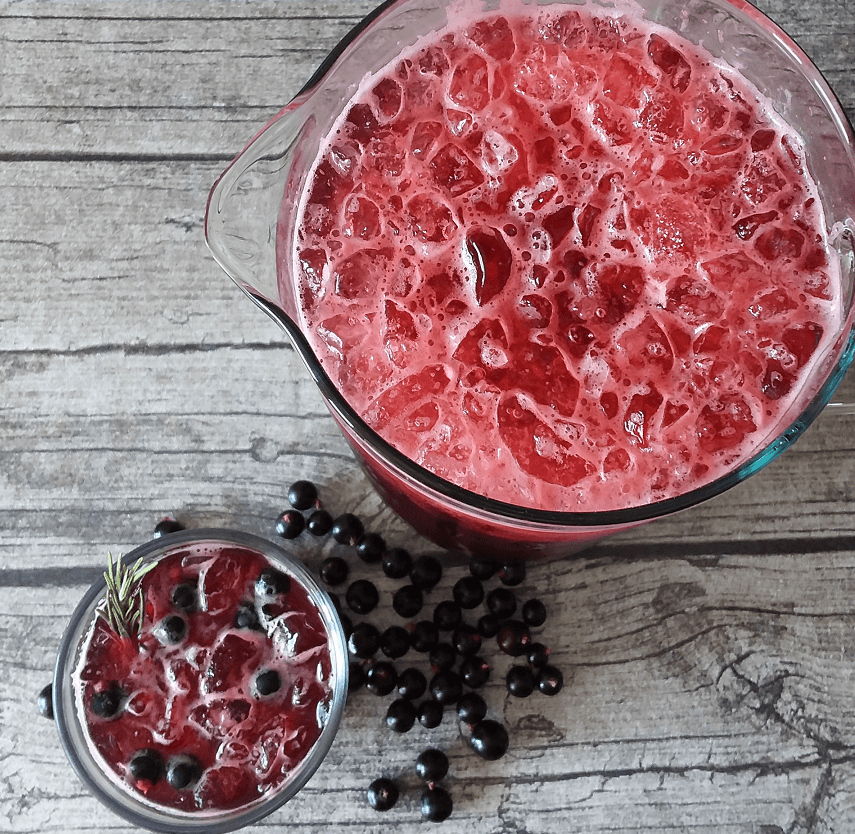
91 684 123 718
367 777 399 811
417 699 444 729
452 576 484 609
382 547 413 579
456 691 488 725
477 613 502 638
165 756 201 790
256 567 290 597
170 583 196 610
537 665 564 696
385 698 417 733
128 749 163 783
37 683 54 720
392 584 423 618
275 509 305 539
527 642 550 668
380 625 411 659
522 598 547 627
469 719 509 761
468 556 497 581
420 786 453 822
415 748 449 782
452 624 482 657
255 669 282 696
331 513 364 545
498 562 526 586
485 587 516 619
355 532 386 564
433 600 462 631
348 660 366 693
496 620 531 657
347 622 381 659
410 555 442 590
409 620 440 653
306 509 333 536
429 670 463 706
287 479 318 511
365 662 398 696
319 556 349 587
153 517 184 538
459 656 491 689
397 667 428 700
158 614 187 644
506 665 535 697
428 642 457 671
345 579 379 615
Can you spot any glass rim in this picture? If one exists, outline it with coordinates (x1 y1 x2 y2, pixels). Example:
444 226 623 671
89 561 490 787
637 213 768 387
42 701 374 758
53 528 349 834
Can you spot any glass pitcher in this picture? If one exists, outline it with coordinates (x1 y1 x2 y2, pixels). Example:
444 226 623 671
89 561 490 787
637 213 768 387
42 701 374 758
205 0 855 561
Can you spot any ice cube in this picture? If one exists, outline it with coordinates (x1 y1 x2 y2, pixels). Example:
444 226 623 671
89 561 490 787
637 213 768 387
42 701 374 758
647 34 692 93
405 193 457 243
466 15 515 60
449 52 490 111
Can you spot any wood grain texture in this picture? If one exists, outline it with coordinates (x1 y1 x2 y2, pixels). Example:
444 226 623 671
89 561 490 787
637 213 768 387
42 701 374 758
2 0 855 832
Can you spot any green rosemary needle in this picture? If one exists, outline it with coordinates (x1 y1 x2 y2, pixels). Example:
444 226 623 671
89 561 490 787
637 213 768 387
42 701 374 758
98 552 156 639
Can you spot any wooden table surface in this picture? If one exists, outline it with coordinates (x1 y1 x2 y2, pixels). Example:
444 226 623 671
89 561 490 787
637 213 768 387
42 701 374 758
3 1 855 832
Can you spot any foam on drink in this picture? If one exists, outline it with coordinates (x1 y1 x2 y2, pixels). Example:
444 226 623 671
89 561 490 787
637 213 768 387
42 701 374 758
290 2 843 512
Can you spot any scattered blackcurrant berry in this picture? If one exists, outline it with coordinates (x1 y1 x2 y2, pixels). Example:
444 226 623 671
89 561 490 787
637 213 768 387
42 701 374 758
234 603 261 631
433 600 462 631
459 656 491 689
128 749 163 784
417 699 444 729
456 691 488 725
165 756 201 790
367 777 399 811
392 584 423 618
348 661 366 693
275 509 305 539
158 614 187 644
91 684 123 718
255 668 282 696
306 509 333 536
498 562 526 586
355 532 386 564
153 517 184 538
382 547 413 579
380 626 411 659
365 662 398 696
468 556 497 581
409 620 440 653
496 620 531 657
429 670 463 706
421 785 453 822
477 613 502 638
171 583 196 610
319 556 349 587
428 642 457 671
410 555 442 590
37 683 54 720
256 567 290 597
469 719 509 761
346 579 379 615
506 665 536 698
527 642 550 668
452 576 484 609
537 665 564 696
287 479 318 510
397 667 428 700
386 698 417 733
452 624 482 657
348 622 381 659
486 587 516 619
522 598 547 627
331 513 364 545
415 748 449 783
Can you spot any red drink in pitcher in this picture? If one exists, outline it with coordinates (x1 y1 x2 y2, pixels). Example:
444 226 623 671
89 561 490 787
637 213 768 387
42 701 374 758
290 4 842 513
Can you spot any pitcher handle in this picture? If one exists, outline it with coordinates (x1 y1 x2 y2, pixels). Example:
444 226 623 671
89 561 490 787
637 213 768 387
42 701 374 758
826 401 855 415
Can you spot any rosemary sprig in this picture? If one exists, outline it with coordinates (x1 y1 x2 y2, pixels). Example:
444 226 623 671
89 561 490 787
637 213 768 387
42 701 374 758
97 552 156 640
